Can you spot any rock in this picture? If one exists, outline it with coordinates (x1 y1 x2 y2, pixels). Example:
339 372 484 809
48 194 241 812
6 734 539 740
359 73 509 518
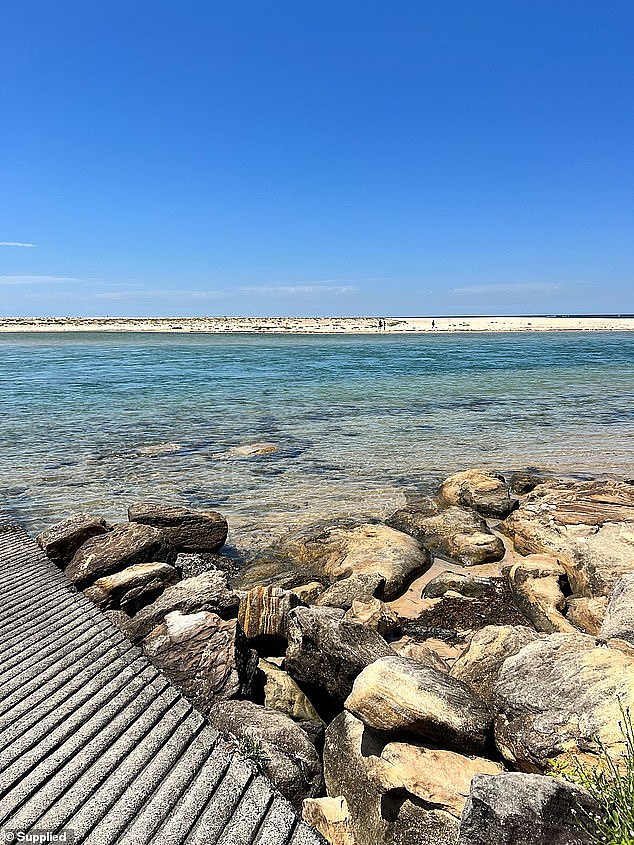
450 625 539 702
502 479 634 596
135 442 182 457
217 442 278 459
83 561 179 614
315 573 385 609
142 610 258 711
238 585 301 643
391 638 452 672
174 551 240 579
494 632 634 770
509 471 547 495
438 469 518 518
291 581 325 603
37 513 109 566
345 655 492 753
565 596 607 634
128 502 228 553
259 659 322 723
600 573 634 645
281 522 431 600
423 571 500 599
302 797 355 845
505 554 577 633
208 699 323 806
457 772 599 845
65 522 168 587
387 505 505 566
125 570 239 641
285 606 394 714
345 597 400 636
232 552 317 592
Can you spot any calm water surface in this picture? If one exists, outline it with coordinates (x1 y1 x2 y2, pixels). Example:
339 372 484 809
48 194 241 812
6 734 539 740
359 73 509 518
1 332 633 548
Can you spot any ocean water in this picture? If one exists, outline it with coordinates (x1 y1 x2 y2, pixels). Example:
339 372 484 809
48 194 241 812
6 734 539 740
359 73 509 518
1 331 633 549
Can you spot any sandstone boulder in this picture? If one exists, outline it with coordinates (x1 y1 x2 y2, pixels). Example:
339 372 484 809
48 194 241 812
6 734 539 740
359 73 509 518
128 502 228 553
37 513 109 566
345 597 400 636
450 624 539 702
565 596 607 635
439 469 518 518
259 659 321 723
280 522 431 600
505 554 577 633
83 561 179 614
345 655 492 753
315 572 385 609
502 479 634 596
494 632 634 770
600 573 634 645
387 504 505 566
65 522 167 587
208 699 323 806
457 772 598 845
125 570 239 641
238 585 301 646
142 610 258 711
302 797 355 845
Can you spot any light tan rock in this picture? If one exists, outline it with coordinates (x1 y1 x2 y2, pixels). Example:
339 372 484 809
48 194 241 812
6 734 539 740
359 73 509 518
316 573 385 609
83 561 179 614
291 581 326 603
505 554 577 633
439 469 517 518
219 442 278 458
391 638 453 671
238 585 300 640
302 797 356 845
345 597 399 636
565 596 607 634
259 659 321 723
600 573 634 645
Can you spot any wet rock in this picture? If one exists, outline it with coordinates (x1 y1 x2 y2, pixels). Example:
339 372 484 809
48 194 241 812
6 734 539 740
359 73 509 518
438 469 518 518
494 632 634 770
259 659 322 723
208 699 323 806
422 571 501 599
83 561 179 614
502 479 634 596
280 522 431 600
509 471 547 495
450 625 539 702
345 655 492 753
37 513 109 566
142 610 258 712
302 797 355 845
65 522 168 587
600 573 634 645
285 606 394 714
125 570 239 641
565 596 607 635
387 505 505 566
232 552 317 592
344 597 400 636
505 554 577 633
128 502 228 553
457 772 599 845
238 585 301 643
315 573 385 609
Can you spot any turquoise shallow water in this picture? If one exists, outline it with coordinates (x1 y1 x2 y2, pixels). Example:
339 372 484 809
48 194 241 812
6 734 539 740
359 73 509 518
1 331 633 548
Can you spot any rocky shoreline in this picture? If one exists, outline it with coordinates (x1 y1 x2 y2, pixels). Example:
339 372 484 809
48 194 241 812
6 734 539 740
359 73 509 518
36 469 634 845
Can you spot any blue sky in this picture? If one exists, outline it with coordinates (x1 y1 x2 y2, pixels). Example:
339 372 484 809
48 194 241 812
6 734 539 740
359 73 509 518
1 0 633 317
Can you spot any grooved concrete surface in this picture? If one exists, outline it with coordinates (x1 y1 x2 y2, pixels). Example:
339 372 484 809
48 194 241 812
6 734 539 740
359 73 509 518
0 514 324 845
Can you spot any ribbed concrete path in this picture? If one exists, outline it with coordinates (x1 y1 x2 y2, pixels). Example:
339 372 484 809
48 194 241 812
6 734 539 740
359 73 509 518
0 513 323 845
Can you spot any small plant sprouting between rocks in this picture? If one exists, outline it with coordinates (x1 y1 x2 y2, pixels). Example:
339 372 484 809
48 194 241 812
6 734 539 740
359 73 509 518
548 704 634 845
237 730 269 768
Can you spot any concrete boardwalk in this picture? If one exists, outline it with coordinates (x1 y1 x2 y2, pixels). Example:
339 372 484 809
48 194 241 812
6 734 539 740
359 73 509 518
0 514 323 845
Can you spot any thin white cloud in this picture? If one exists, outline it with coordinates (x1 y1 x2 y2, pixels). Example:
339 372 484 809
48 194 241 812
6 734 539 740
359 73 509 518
453 282 561 296
240 284 359 296
0 241 36 247
0 274 81 285
91 289 229 301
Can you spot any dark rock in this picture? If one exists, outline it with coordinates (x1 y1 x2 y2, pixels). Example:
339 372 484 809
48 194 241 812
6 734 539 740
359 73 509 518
128 502 228 553
438 469 518 518
422 571 501 599
174 551 240 579
315 572 385 609
37 513 109 566
83 561 179 614
208 699 323 807
509 471 547 495
142 610 258 712
65 522 168 587
457 772 599 845
600 573 634 645
124 570 239 641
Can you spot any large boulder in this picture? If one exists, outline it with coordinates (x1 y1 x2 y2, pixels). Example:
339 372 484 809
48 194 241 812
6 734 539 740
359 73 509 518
37 513 109 566
142 610 258 712
387 502 505 566
208 699 323 807
128 502 228 553
280 521 431 600
494 632 634 770
457 772 599 845
238 585 301 644
83 561 179 614
285 606 394 715
502 479 634 596
315 572 385 609
65 522 167 587
505 555 578 633
599 573 634 645
345 655 492 753
450 625 539 702
259 659 322 723
124 570 239 641
438 469 518 519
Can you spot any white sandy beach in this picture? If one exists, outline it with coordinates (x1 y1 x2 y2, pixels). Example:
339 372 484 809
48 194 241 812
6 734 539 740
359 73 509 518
0 315 633 333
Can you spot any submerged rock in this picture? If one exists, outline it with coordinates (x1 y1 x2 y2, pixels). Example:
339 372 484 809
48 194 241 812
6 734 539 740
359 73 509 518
217 442 278 459
83 561 179 614
128 502 228 553
37 513 109 566
438 469 518 518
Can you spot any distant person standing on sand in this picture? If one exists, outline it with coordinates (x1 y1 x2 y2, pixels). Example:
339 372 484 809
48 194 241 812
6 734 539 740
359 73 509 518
431 319 435 329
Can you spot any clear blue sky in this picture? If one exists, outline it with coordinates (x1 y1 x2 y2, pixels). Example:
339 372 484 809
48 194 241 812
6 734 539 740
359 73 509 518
1 0 633 317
